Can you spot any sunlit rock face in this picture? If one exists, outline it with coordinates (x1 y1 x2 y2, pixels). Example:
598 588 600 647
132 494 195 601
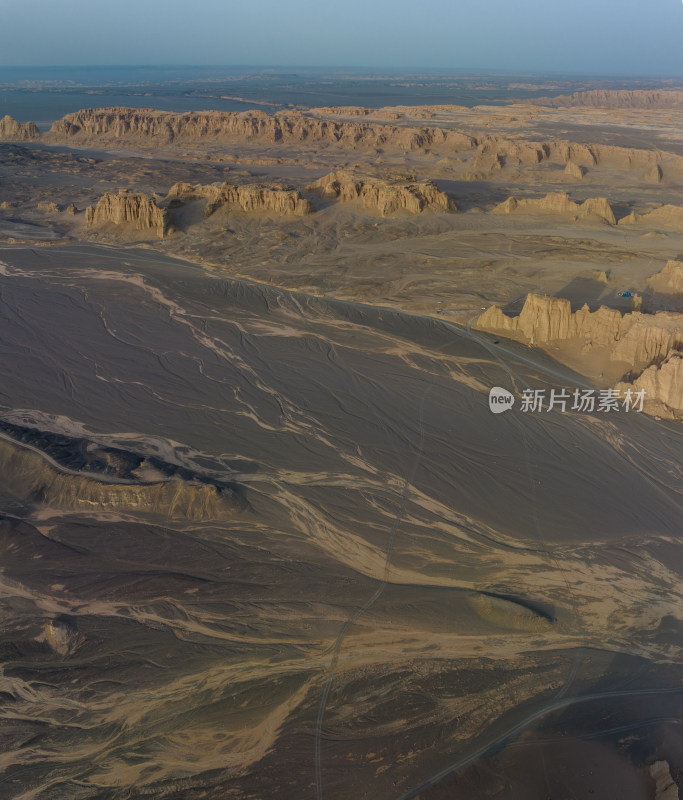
86 190 168 237
492 191 615 224
0 114 40 141
167 181 315 216
616 351 683 420
475 289 683 410
307 170 457 215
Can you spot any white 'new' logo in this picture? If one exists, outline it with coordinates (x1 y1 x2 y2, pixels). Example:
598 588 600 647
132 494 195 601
489 386 515 414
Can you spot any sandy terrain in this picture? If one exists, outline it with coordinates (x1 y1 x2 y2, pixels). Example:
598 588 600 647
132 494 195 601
1 99 682 404
0 89 681 798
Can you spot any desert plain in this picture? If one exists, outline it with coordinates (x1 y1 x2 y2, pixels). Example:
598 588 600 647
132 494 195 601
0 80 681 799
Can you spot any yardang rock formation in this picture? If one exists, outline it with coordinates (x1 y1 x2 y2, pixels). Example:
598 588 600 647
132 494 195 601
492 192 615 224
307 170 456 215
0 115 40 141
167 181 314 217
475 293 682 370
86 190 168 238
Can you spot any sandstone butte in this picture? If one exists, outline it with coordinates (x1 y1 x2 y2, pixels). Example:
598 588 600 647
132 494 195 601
166 181 314 216
474 292 683 418
85 190 168 238
492 192 616 224
0 107 672 174
307 170 456 215
42 107 476 152
0 114 40 141
474 292 682 369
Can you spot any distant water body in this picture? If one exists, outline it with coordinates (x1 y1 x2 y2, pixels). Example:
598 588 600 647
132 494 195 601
0 65 668 129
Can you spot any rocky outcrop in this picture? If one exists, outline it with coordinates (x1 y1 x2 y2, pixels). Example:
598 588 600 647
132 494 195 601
531 89 683 110
616 351 683 420
310 105 469 120
492 192 615 224
36 107 683 179
0 435 239 521
475 138 665 172
311 106 403 119
618 205 683 229
36 201 60 214
564 161 585 179
474 137 548 167
45 107 477 152
649 760 680 799
465 146 504 179
476 291 683 420
166 181 314 216
474 293 683 372
0 115 40 141
41 618 81 656
307 170 456 215
86 190 167 237
647 260 683 296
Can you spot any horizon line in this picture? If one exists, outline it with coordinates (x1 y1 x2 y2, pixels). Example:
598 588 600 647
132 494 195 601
1 65 683 81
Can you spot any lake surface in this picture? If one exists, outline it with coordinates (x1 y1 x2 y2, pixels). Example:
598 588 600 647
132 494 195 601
1 65 675 127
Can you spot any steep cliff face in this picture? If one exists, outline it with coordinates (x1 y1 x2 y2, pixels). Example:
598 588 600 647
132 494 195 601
307 170 456 215
474 293 683 371
647 260 683 296
492 192 615 224
38 107 679 176
86 190 168 237
0 115 40 141
167 181 314 216
45 107 477 152
616 352 683 420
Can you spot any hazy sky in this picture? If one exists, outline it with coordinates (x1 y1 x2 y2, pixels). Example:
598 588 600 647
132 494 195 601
1 0 683 76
